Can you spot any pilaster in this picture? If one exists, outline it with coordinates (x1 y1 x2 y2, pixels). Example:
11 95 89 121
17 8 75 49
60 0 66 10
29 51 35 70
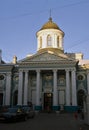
5 72 11 105
87 70 89 94
65 69 70 106
71 69 77 106
53 69 58 109
23 70 28 105
36 69 40 107
18 70 23 105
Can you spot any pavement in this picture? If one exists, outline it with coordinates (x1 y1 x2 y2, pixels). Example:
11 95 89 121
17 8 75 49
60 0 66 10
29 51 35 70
33 112 89 130
0 112 89 130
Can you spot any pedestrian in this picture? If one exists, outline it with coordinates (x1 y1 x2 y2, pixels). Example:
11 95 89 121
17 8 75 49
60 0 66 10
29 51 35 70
74 111 78 120
28 101 33 109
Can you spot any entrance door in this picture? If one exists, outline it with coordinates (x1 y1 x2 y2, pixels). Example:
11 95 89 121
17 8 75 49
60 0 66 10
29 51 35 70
44 93 53 111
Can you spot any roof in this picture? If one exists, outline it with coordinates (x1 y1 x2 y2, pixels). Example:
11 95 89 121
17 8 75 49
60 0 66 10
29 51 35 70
40 17 63 31
0 60 5 64
78 60 89 65
18 49 77 64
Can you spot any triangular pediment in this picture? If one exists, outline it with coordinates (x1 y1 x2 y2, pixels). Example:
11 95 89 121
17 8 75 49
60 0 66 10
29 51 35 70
19 51 75 63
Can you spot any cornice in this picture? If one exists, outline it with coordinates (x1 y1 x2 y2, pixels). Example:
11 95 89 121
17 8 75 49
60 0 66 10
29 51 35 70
18 60 77 65
18 61 77 69
78 64 89 71
37 47 64 54
0 64 13 71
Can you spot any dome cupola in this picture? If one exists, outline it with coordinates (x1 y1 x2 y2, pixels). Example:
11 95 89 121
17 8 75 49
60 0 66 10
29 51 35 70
36 17 65 53
40 17 60 30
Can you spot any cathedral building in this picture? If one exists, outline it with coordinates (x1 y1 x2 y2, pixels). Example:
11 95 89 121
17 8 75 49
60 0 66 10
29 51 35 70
0 17 89 112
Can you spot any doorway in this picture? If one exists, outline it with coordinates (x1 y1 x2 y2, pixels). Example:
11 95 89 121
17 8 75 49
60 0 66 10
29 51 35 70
77 89 85 108
44 93 53 111
13 90 18 105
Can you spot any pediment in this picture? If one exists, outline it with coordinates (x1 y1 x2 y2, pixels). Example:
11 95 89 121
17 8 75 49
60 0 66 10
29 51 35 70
20 51 74 63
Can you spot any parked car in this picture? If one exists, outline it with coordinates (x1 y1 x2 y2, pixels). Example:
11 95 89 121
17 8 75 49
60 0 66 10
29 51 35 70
0 106 9 120
21 105 35 118
0 107 28 122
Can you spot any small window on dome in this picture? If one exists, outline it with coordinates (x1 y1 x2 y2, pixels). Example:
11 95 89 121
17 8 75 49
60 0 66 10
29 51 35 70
47 35 52 47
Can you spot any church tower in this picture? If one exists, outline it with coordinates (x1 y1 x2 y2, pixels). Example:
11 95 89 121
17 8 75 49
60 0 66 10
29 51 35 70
36 17 64 54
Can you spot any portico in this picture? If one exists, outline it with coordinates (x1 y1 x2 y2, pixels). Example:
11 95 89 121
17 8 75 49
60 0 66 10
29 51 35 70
17 66 77 111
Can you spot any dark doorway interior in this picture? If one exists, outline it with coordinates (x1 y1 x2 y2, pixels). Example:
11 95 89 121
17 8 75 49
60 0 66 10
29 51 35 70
13 90 18 105
77 89 85 108
44 93 53 111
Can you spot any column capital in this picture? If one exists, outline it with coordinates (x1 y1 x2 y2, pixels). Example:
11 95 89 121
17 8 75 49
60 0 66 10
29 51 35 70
6 72 11 76
65 69 70 72
70 68 76 72
19 69 23 72
53 69 57 73
24 70 29 73
36 69 40 73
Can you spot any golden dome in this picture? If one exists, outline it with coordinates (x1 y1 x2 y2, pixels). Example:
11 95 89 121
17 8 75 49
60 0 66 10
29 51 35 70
40 17 61 30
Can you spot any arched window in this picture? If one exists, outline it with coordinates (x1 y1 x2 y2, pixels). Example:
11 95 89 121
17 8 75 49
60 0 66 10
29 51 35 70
47 35 52 46
39 37 42 48
57 36 59 47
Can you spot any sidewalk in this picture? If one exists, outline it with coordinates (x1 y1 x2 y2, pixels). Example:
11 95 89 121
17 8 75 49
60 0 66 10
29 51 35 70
0 112 89 130
33 112 89 130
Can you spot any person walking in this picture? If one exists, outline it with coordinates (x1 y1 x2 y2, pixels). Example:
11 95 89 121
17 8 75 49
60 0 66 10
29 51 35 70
74 111 78 120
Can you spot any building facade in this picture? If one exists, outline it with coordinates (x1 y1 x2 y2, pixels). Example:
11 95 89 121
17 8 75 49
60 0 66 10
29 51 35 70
0 17 89 112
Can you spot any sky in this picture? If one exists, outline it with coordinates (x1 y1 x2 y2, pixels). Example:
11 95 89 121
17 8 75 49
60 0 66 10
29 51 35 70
0 0 89 62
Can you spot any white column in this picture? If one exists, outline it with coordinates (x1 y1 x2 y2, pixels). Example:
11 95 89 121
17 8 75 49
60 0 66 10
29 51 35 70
36 69 40 106
18 70 23 105
54 34 57 47
53 69 58 106
43 35 47 48
5 72 11 105
59 36 63 48
65 69 70 106
71 69 77 106
23 70 28 105
87 71 89 94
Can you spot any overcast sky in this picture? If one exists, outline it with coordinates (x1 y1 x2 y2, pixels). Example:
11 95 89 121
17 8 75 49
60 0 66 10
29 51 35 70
0 0 89 62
